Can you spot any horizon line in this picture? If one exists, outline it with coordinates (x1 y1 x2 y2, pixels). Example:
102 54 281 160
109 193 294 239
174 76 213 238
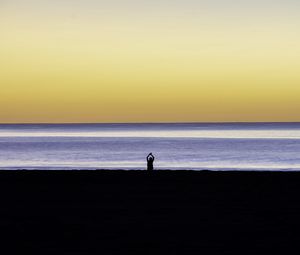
0 121 300 125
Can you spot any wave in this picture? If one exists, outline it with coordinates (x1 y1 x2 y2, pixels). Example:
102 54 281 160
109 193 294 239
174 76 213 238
0 130 300 139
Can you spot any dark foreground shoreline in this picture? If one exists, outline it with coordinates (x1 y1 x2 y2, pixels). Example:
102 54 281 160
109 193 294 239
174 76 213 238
1 170 300 254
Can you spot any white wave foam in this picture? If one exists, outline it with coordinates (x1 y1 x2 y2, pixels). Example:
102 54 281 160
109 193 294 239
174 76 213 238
0 130 300 139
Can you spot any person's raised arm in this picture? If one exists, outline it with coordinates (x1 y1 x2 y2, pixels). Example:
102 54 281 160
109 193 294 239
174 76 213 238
147 153 154 161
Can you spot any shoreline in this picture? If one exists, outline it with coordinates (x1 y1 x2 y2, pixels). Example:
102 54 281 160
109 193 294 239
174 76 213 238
1 168 300 172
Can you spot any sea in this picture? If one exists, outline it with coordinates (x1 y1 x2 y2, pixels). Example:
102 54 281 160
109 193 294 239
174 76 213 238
0 123 300 171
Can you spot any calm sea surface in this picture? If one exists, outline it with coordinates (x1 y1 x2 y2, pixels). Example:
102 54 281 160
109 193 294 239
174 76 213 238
0 123 300 171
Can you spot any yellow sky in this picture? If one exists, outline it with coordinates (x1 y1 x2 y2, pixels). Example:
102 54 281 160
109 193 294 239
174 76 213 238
1 0 300 123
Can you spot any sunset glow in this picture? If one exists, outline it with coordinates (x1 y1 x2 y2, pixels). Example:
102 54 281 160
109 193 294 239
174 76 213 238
1 0 300 123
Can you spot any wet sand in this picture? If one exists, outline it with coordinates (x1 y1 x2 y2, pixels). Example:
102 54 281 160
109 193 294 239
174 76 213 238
1 170 300 254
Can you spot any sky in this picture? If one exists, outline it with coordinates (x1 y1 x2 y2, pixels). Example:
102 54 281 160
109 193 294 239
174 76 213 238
0 0 300 123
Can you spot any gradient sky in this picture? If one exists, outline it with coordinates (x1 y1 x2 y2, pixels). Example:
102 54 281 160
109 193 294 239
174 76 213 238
1 0 300 123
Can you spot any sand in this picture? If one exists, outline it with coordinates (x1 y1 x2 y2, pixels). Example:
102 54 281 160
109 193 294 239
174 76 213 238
0 170 300 254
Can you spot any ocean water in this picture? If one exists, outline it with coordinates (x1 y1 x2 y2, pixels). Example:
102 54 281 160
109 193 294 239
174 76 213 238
0 123 300 171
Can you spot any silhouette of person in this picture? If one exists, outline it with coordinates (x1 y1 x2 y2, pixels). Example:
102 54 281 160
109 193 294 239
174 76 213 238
147 153 155 171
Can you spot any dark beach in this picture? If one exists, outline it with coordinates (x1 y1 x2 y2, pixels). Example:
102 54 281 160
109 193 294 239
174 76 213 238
1 170 300 254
